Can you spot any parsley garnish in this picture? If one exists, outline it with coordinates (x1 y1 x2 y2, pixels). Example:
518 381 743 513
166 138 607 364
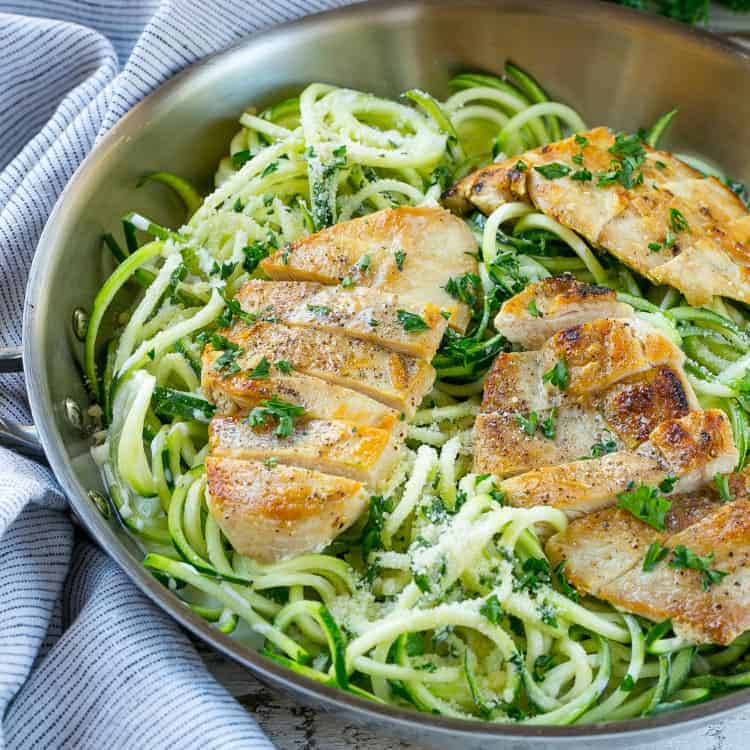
616 483 671 530
539 409 557 440
358 254 371 273
260 161 279 178
715 473 734 502
263 457 278 468
648 241 663 252
479 594 503 624
394 250 406 271
233 197 243 213
248 357 271 379
534 162 572 180
514 160 528 172
397 309 430 332
146 349 155 361
242 241 269 273
599 132 646 189
444 272 481 308
527 299 541 318
217 297 258 328
306 304 331 316
516 412 539 436
247 395 305 438
214 349 241 377
231 150 252 167
538 601 558 627
275 359 293 374
533 654 555 682
571 168 592 182
514 557 551 594
670 207 689 233
553 561 580 602
542 358 569 390
669 545 728 591
620 674 635 692
341 275 354 288
361 495 387 560
659 476 677 494
575 134 588 147
589 437 618 458
643 541 670 572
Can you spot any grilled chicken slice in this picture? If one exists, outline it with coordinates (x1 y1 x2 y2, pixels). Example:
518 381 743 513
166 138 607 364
209 415 404 487
212 321 434 417
547 472 750 644
446 127 750 306
205 456 368 563
260 206 477 331
500 410 737 517
494 275 634 349
234 280 447 359
202 364 400 429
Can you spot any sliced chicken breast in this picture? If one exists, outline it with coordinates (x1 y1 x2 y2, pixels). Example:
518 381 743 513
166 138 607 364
500 410 737 517
547 472 750 644
260 206 477 331
202 363 400 430
205 456 368 563
234 279 447 359
494 275 634 349
447 127 750 306
209 415 403 487
212 321 434 417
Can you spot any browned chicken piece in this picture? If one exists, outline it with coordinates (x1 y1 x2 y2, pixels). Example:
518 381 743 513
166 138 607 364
500 410 737 517
446 127 750 306
209 414 404 487
494 275 634 349
234 279 447 359
210 321 435 417
260 206 477 331
205 456 368 563
202 363 400 430
547 471 750 644
475 313 697 477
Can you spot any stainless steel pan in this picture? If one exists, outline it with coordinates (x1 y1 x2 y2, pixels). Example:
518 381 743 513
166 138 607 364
10 1 750 746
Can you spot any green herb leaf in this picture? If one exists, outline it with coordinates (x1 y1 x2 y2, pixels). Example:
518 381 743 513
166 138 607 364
539 408 557 440
358 254 371 273
275 359 293 374
516 411 538 436
341 275 354 288
643 541 670 572
589 437 618 458
571 168 592 182
306 304 331 316
479 594 503 624
242 241 269 273
616 483 671 530
514 160 528 172
394 250 406 271
542 358 569 390
260 161 279 178
527 299 541 318
553 561 580 603
361 494 387 560
247 395 305 438
669 544 728 591
397 309 430 332
248 357 271 379
534 162 572 180
670 207 689 233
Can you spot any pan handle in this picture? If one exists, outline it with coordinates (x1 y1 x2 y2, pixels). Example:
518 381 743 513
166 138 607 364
0 346 44 458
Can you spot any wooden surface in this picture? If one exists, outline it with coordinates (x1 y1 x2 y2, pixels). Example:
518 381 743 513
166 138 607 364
200 647 750 750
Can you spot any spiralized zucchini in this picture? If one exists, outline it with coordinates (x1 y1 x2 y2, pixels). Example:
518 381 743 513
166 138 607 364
85 63 750 724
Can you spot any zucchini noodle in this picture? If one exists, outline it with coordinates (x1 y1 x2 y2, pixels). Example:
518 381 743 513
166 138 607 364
84 63 750 725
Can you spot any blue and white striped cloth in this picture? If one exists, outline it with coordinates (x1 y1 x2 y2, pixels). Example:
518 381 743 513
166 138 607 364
0 2 355 748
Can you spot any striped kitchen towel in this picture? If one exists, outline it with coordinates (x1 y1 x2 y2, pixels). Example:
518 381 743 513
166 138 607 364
0 2 356 748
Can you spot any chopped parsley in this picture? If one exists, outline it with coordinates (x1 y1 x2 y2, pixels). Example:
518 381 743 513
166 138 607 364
538 601 558 627
360 494 387 560
146 348 155 361
242 241 269 273
534 162 572 180
358 254 371 273
669 207 689 233
397 309 430 332
213 349 241 377
306 304 331 316
260 160 279 178
444 272 482 309
648 241 663 252
527 299 541 318
247 395 305 438
588 437 618 458
575 134 588 147
620 674 635 692
599 132 646 189
553 561 579 602
514 160 528 172
479 594 503 624
275 359 293 374
616 483 671 530
248 357 271 379
643 541 670 572
341 275 354 288
516 412 539 436
539 408 558 440
571 168 593 182
669 545 728 591
332 144 347 161
217 297 258 328
262 457 278 468
533 654 556 682
233 197 244 213
659 475 677 494
542 358 569 390
514 557 551 594
394 250 406 271
715 473 734 502
231 149 252 167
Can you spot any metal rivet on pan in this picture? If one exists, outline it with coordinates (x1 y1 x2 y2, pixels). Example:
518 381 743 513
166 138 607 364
72 308 88 341
63 398 83 430
87 490 110 519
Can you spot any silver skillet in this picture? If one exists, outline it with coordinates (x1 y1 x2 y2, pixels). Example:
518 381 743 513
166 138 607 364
7 1 750 746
